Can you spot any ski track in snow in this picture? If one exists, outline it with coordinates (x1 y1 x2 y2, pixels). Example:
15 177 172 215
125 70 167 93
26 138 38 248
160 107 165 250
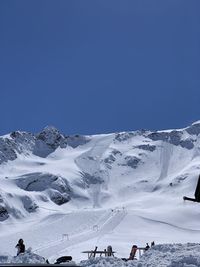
33 208 126 260
75 135 114 207
158 141 173 181
75 135 114 174
139 215 200 233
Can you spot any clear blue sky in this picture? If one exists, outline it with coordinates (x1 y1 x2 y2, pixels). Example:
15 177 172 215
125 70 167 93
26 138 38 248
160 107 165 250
0 0 200 135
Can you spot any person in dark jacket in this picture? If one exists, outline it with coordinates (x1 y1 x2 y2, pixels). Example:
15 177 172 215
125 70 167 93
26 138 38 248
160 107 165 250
151 241 155 247
15 239 25 255
145 243 150 251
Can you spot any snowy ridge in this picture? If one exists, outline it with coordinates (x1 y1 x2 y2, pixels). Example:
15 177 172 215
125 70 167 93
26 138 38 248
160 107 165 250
0 122 200 262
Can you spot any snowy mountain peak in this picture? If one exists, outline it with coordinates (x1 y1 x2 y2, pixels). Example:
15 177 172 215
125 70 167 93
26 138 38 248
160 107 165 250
0 122 200 223
191 120 200 126
42 125 60 132
36 126 64 149
186 121 200 135
37 125 62 141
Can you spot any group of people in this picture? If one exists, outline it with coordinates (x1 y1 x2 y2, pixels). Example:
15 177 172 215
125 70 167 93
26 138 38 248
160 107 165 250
145 241 155 251
123 241 155 261
15 238 155 262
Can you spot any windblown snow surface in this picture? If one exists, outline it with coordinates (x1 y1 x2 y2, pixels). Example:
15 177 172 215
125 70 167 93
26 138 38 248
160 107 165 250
1 122 200 266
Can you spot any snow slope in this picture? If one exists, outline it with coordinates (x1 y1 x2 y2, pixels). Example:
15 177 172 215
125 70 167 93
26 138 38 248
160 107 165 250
0 122 200 262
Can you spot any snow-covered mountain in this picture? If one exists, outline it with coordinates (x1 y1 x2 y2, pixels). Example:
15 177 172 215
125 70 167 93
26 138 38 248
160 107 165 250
1 122 200 262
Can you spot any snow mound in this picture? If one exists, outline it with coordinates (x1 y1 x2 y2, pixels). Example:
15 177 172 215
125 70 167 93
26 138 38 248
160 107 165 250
80 257 137 267
0 251 46 264
80 243 200 267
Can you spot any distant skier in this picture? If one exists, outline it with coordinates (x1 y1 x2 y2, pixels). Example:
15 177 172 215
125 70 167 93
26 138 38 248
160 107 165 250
15 239 25 255
151 241 155 247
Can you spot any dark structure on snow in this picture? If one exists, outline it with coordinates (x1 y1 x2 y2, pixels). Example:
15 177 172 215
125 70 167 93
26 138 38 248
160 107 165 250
183 175 200 202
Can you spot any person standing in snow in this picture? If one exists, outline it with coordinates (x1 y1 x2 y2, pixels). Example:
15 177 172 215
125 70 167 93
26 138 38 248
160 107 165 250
107 245 113 256
121 245 138 261
145 243 150 251
15 239 25 255
128 245 138 260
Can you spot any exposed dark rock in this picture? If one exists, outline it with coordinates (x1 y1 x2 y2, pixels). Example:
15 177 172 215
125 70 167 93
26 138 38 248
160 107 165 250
148 130 194 150
33 126 66 157
104 149 122 168
0 205 9 221
88 156 95 160
15 172 72 206
104 154 116 164
135 144 156 152
80 172 104 186
186 122 200 135
16 172 71 193
149 131 178 143
33 127 90 156
0 138 18 164
65 135 90 148
10 131 35 150
139 180 148 183
148 131 173 142
120 156 142 169
48 190 70 205
36 126 64 149
115 130 150 142
51 177 71 194
16 172 58 192
111 149 122 156
169 131 182 146
115 132 135 142
180 139 194 149
21 196 38 212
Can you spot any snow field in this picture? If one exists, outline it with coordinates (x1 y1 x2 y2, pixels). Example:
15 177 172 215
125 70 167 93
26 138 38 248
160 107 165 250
1 124 200 264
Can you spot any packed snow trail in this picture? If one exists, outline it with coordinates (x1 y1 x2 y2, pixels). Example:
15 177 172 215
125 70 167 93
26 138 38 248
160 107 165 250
75 134 114 207
158 141 173 181
35 208 126 261
75 134 114 174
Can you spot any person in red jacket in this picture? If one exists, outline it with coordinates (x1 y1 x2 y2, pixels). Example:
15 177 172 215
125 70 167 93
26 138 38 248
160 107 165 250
121 245 138 261
128 245 138 260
